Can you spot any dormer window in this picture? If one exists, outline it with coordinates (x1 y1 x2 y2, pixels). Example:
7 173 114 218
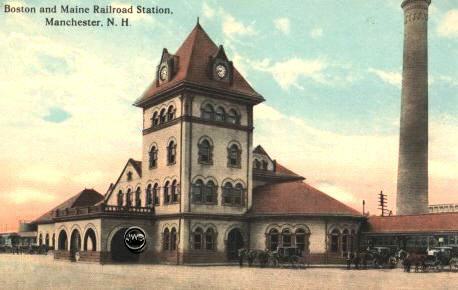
209 45 233 83
156 48 178 86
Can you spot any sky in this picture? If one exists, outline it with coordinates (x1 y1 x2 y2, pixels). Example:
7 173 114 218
0 0 457 231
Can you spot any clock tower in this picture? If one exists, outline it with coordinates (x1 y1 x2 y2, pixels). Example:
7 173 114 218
134 22 264 263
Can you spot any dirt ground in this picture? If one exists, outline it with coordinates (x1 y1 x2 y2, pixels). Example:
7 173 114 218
0 254 457 290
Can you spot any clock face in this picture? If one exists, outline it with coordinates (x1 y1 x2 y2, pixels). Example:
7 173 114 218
215 64 227 79
160 66 168 81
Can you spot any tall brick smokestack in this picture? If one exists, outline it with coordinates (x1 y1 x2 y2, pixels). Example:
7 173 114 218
396 0 431 215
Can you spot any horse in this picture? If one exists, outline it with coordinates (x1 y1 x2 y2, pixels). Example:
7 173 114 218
403 253 427 272
238 248 270 267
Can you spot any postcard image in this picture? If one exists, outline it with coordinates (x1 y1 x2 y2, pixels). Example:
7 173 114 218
1 0 457 289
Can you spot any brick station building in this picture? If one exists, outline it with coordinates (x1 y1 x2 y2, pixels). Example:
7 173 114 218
32 23 364 264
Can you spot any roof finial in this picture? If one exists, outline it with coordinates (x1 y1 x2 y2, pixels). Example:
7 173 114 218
197 17 200 25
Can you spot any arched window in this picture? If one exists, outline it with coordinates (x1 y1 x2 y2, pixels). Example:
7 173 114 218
330 229 340 253
295 228 309 255
222 182 243 206
135 187 141 207
171 180 179 203
52 233 55 249
146 184 152 207
193 227 203 250
167 141 177 165
227 144 241 168
253 159 261 169
205 228 215 250
191 179 204 203
262 160 268 170
170 227 177 251
126 171 133 181
227 109 239 124
126 188 132 207
160 108 167 124
204 181 216 203
117 190 123 206
149 146 158 169
163 228 170 251
268 229 279 251
153 183 160 205
215 106 225 122
152 111 159 127
201 104 214 120
167 106 175 121
39 233 43 246
163 181 170 204
198 139 212 164
282 229 292 247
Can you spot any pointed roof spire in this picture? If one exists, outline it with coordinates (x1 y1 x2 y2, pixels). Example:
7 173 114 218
134 23 264 107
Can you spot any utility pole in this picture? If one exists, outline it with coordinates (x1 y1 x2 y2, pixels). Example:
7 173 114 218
362 200 366 216
378 191 388 216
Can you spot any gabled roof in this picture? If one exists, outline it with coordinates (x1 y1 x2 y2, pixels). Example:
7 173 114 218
251 181 361 217
253 145 269 156
365 213 458 234
33 189 104 224
103 158 142 203
134 23 264 107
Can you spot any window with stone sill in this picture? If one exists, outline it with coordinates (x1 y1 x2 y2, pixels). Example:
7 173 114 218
153 183 160 206
167 106 176 121
201 104 214 120
227 144 241 168
222 182 243 206
215 106 225 122
159 108 167 124
135 187 141 207
126 188 132 207
117 190 123 206
167 141 177 165
145 184 152 207
226 109 240 125
149 146 158 169
191 227 216 251
198 139 213 165
163 181 171 204
151 112 159 127
171 180 180 203
191 180 217 204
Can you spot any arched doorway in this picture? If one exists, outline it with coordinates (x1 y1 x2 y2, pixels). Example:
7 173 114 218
70 229 81 259
58 230 68 250
110 228 140 263
84 228 97 251
227 228 244 260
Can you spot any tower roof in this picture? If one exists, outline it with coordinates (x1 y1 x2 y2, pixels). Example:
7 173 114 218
134 23 264 107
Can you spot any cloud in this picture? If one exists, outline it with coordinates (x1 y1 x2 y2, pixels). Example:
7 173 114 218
437 10 458 38
5 188 57 204
202 2 215 19
310 28 323 39
251 57 327 90
316 182 358 204
222 14 257 40
274 18 290 35
18 167 67 186
254 104 458 214
368 68 402 87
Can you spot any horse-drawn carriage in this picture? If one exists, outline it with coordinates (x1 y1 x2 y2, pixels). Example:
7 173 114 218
348 246 398 269
238 246 306 268
401 246 458 272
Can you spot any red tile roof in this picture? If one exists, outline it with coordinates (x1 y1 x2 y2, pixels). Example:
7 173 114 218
366 213 458 234
33 189 104 224
251 181 361 216
134 23 263 106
